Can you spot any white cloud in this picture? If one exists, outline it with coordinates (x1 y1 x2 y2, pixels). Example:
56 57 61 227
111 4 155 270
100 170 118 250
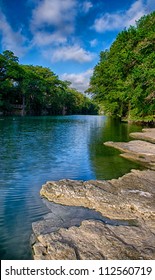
61 69 93 92
90 39 98 47
46 45 95 63
0 10 28 56
126 0 146 26
93 0 146 32
82 1 93 13
31 0 77 47
31 0 76 30
32 31 67 46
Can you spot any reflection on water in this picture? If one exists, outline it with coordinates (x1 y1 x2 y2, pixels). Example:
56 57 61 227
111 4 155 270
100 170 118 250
0 115 143 259
89 117 143 179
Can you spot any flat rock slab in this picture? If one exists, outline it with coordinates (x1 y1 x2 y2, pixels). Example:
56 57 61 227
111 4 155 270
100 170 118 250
33 220 155 260
104 140 155 169
130 128 155 144
39 170 155 220
32 169 155 260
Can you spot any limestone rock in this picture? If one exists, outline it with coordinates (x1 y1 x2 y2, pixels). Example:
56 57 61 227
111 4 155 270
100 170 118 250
40 170 155 221
130 128 155 144
32 169 155 260
33 219 155 260
104 140 155 169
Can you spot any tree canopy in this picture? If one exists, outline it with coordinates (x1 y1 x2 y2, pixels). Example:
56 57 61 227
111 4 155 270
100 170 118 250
0 50 98 116
87 12 155 122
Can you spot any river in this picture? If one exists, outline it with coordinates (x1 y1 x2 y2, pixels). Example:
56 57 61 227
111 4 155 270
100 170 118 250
0 115 143 259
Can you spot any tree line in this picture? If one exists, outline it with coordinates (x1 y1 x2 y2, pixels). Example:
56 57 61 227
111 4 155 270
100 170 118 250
0 50 98 116
87 11 155 122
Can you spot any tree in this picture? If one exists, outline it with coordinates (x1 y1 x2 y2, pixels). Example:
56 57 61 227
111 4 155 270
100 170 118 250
87 11 155 122
0 50 99 116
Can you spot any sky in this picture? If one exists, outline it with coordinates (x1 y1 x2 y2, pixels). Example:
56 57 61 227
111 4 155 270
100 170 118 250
0 0 155 92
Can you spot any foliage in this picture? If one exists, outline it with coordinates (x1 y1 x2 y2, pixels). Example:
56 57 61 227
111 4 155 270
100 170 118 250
87 12 155 122
0 50 98 115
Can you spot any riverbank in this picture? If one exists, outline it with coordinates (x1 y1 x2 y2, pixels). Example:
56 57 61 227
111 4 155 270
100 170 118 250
31 128 155 260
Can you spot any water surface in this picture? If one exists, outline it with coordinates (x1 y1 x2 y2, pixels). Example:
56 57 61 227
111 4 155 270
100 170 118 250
0 115 143 259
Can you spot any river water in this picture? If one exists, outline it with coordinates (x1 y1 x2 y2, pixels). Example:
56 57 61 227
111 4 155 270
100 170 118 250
0 115 143 259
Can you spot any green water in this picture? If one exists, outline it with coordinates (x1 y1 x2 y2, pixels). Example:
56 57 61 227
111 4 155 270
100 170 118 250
0 115 143 259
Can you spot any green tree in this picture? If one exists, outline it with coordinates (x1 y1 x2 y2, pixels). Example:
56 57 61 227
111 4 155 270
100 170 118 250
87 11 155 122
0 50 99 116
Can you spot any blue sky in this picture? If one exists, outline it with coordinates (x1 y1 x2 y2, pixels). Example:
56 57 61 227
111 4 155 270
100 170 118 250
0 0 155 92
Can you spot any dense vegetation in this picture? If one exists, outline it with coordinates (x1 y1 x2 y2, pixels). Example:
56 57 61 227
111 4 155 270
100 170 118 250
87 12 155 122
0 50 98 116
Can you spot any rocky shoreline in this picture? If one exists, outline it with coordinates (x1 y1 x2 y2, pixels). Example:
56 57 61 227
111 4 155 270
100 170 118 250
104 128 155 170
31 128 155 260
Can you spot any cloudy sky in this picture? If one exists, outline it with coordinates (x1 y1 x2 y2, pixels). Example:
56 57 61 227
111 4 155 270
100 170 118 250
0 0 155 92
